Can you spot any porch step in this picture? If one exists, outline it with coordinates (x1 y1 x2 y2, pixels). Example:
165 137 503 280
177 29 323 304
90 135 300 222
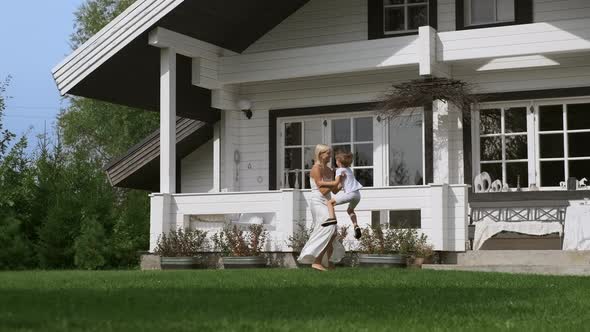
446 250 590 266
422 264 590 276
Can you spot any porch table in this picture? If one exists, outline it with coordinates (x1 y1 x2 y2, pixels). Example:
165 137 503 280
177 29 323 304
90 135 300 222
563 204 590 250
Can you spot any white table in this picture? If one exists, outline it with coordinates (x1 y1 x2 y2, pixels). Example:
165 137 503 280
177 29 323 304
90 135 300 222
563 204 590 250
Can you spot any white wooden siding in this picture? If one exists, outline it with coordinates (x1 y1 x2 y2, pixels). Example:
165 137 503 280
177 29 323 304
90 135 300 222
241 67 418 111
453 52 590 93
181 140 214 193
437 0 456 32
245 0 368 53
535 0 590 22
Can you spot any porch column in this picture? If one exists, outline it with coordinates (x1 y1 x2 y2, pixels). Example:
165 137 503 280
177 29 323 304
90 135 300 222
213 121 221 192
160 48 177 194
432 100 464 184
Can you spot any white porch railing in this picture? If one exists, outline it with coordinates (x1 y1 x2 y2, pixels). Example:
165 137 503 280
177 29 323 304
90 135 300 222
149 184 470 252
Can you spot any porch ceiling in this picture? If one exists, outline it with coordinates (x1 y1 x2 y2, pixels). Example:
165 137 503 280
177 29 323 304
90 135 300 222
57 0 310 122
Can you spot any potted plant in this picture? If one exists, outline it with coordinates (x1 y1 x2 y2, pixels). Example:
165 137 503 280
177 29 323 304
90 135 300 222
213 223 268 269
154 228 209 269
357 225 409 268
409 234 434 268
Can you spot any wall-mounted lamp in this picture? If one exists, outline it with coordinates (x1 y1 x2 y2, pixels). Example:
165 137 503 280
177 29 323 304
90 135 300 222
238 99 253 119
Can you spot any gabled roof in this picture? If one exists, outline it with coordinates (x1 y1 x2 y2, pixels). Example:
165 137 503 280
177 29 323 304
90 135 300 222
52 0 309 122
105 117 215 192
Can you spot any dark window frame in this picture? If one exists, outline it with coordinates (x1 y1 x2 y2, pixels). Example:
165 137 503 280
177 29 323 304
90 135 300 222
456 0 533 30
369 0 438 40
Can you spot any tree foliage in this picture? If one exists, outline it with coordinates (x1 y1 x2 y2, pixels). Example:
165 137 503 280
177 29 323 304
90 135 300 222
0 0 159 270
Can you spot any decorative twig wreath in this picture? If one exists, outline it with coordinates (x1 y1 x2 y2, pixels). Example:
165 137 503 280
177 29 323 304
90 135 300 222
378 77 481 118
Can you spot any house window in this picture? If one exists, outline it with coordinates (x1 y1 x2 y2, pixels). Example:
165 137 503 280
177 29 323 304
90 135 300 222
473 99 590 191
280 115 374 189
465 0 514 26
283 120 323 189
369 0 435 39
538 103 590 187
383 0 429 35
371 210 421 229
331 117 374 187
457 0 532 30
478 107 528 188
389 113 424 186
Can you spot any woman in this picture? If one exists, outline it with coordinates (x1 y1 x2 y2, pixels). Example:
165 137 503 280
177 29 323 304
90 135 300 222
297 144 345 271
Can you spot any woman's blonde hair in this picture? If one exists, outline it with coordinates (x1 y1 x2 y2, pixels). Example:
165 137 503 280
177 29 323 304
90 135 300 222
314 144 331 165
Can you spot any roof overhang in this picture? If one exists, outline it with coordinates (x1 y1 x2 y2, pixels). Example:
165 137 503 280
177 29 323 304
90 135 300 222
52 0 310 122
105 117 216 192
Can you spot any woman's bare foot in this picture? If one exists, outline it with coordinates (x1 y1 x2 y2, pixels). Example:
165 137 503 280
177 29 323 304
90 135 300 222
311 263 328 271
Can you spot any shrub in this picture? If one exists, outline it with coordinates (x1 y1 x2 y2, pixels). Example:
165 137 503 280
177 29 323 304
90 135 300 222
358 225 420 256
213 223 268 257
287 223 349 252
154 229 209 257
0 215 35 270
74 217 107 270
287 222 313 252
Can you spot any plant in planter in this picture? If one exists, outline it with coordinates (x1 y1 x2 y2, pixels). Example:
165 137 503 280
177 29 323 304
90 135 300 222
287 221 313 253
357 225 410 268
154 228 208 269
409 233 434 268
213 223 269 269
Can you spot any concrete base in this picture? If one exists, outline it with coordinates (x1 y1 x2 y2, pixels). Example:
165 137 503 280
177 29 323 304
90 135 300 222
443 250 590 266
426 250 590 276
423 264 590 276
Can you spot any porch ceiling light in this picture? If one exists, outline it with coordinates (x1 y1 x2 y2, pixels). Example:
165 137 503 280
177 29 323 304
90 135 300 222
239 99 253 119
476 55 559 72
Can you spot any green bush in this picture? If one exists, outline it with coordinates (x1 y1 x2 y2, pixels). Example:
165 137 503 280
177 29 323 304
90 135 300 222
0 215 35 270
74 217 108 270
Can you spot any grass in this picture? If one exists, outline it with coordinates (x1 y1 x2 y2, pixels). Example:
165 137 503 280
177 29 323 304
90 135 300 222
1 268 590 332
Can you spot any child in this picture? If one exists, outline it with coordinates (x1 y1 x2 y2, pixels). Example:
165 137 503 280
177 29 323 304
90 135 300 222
325 151 363 239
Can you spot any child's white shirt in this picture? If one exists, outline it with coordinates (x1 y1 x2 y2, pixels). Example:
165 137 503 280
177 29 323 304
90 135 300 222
336 167 363 193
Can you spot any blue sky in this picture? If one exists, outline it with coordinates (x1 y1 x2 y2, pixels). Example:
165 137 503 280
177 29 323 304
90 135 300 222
0 0 83 141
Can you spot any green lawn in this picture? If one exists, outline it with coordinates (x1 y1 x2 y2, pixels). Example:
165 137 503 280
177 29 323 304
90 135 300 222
1 268 589 331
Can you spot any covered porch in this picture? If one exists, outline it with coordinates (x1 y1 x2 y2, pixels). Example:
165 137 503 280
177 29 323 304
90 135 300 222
52 0 590 255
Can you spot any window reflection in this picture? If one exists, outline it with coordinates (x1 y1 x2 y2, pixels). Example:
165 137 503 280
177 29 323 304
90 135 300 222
389 114 424 186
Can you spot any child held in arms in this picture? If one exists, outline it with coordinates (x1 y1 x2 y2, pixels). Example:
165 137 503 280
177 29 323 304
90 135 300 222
324 151 363 240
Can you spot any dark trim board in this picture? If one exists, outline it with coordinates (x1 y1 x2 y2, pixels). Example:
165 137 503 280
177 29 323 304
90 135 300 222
368 0 438 40
423 102 434 184
455 0 533 31
462 112 472 186
479 87 590 103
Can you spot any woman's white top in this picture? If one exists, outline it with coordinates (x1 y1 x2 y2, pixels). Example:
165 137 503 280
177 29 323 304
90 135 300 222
336 167 363 193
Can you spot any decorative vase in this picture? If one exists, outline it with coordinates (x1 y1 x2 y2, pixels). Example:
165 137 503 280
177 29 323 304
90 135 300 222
358 254 406 268
222 256 267 269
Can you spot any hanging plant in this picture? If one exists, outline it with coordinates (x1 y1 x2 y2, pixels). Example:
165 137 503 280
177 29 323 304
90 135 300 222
378 77 481 118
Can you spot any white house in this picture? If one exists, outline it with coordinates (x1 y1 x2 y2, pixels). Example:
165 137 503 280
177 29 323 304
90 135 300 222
53 0 590 254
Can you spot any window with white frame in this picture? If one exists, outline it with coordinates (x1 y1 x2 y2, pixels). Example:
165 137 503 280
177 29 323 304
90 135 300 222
283 120 323 189
389 113 425 186
383 0 429 35
473 99 590 190
464 0 515 27
538 103 590 187
279 110 426 189
478 107 528 189
331 117 374 187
